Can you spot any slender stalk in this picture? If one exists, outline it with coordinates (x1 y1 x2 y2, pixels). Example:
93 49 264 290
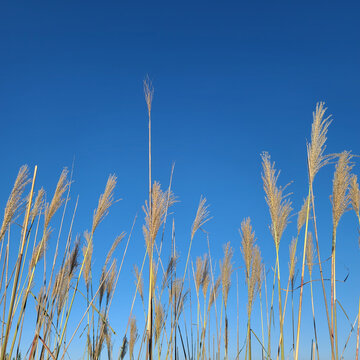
309 273 320 360
266 264 276 359
260 290 265 360
331 227 339 360
356 296 360 360
311 185 334 358
294 187 311 360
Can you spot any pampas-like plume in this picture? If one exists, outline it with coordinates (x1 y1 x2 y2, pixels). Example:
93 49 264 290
100 234 124 305
306 232 315 276
307 102 332 185
195 256 203 294
0 165 29 241
54 240 80 316
191 196 211 240
105 232 125 268
133 265 144 303
240 218 256 280
30 188 45 224
44 168 69 230
220 242 233 308
82 230 93 290
129 317 138 359
331 151 353 229
162 253 179 292
106 259 117 302
92 174 117 234
68 238 80 278
29 227 51 270
143 182 175 250
208 277 221 312
297 197 311 235
289 238 297 282
144 76 154 116
201 255 210 299
350 175 360 218
94 318 107 359
247 245 262 317
261 152 292 248
154 298 164 345
170 278 189 316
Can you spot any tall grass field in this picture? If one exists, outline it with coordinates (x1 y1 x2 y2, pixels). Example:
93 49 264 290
0 81 359 360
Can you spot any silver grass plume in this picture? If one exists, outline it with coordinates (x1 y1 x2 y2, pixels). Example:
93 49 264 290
240 218 256 281
82 230 93 290
191 196 211 240
44 168 69 230
307 102 332 185
129 317 138 359
92 174 117 234
0 165 29 241
297 196 311 235
133 265 144 304
220 242 233 308
350 175 360 218
261 152 292 249
289 238 297 283
331 151 353 229
306 232 315 276
143 181 175 250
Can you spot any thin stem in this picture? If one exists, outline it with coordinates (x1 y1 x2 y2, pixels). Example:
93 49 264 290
294 186 311 360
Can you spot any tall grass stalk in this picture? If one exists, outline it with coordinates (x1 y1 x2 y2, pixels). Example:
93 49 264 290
261 152 292 360
295 102 333 360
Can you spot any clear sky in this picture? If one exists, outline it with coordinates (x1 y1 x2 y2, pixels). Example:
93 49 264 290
1 1 360 359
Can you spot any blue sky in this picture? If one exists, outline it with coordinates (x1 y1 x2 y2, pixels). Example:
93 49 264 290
1 1 360 359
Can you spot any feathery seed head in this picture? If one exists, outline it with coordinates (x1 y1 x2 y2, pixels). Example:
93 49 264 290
307 102 332 184
201 255 210 298
350 175 360 218
154 298 164 344
162 254 178 292
306 232 315 275
191 196 211 240
220 242 233 308
0 165 29 241
261 152 292 248
92 174 117 234
240 217 256 280
106 259 117 302
144 76 154 116
297 196 311 235
29 227 51 270
82 230 93 289
288 237 297 282
133 265 144 303
247 245 262 317
331 151 353 229
30 188 45 224
44 168 69 230
208 277 221 312
129 317 138 359
143 182 175 251
105 233 125 269
195 257 203 293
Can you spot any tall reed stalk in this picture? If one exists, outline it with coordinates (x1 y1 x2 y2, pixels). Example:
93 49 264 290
261 152 292 360
295 102 334 360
